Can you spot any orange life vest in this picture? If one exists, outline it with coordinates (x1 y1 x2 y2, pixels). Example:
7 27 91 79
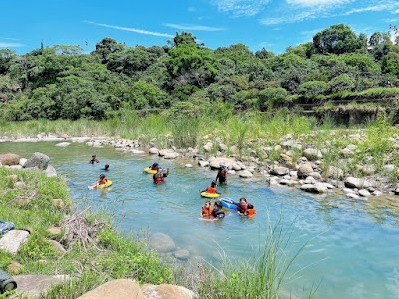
207 186 217 193
202 206 213 217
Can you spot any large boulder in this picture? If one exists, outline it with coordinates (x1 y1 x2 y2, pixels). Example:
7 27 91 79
78 279 143 299
209 158 235 169
24 152 50 170
142 284 196 299
270 166 289 176
0 230 30 255
45 165 57 177
297 162 313 179
344 177 371 189
174 249 190 260
14 275 69 298
238 170 253 178
0 153 20 166
149 233 175 253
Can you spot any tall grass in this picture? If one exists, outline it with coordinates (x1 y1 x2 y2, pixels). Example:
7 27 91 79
188 216 317 299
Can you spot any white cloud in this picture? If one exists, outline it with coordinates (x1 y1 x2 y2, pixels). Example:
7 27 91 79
0 42 22 47
164 23 225 31
287 0 352 7
261 11 317 25
345 2 399 15
0 37 21 41
215 0 270 17
85 21 174 38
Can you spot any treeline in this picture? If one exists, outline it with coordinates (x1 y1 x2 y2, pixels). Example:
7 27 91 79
1 24 399 121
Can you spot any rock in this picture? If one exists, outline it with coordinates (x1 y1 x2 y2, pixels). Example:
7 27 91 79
198 160 210 167
131 149 145 154
164 152 178 159
373 190 383 196
92 142 103 148
358 189 371 197
304 176 317 184
55 142 71 147
7 261 23 275
326 166 344 179
185 164 193 168
347 193 361 200
51 198 65 208
149 233 175 253
300 184 315 193
303 148 323 160
238 170 253 178
149 147 159 155
50 240 67 254
174 249 190 260
340 148 354 157
314 182 328 193
218 143 228 152
324 183 335 189
362 165 375 175
279 179 290 185
158 149 173 157
203 142 213 153
78 279 143 299
345 177 371 189
0 230 30 255
47 227 62 235
13 275 69 298
232 163 242 171
0 153 20 166
19 158 27 167
7 165 22 170
24 152 50 170
347 144 357 151
297 163 313 179
14 181 27 189
45 165 57 177
142 284 195 299
384 164 396 173
309 172 322 180
209 157 235 169
270 166 289 176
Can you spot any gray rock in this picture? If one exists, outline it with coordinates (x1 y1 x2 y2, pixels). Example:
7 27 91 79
384 164 396 173
304 176 317 184
203 142 213 153
303 148 323 160
297 162 313 179
218 143 228 152
55 142 71 147
373 190 383 196
314 182 328 193
24 152 50 170
209 157 235 169
300 184 315 192
309 172 322 180
149 147 159 154
198 160 209 167
345 177 371 189
14 275 70 298
279 179 290 185
324 183 334 189
347 193 361 200
270 166 289 176
8 165 22 170
149 233 176 253
232 163 242 171
130 149 145 154
238 170 253 178
164 152 178 159
185 164 193 168
174 249 190 260
45 165 57 177
50 240 67 254
19 158 27 167
0 230 30 255
358 189 371 197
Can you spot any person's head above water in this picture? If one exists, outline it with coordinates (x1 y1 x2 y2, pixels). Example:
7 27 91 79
211 180 217 187
99 174 105 180
104 164 109 170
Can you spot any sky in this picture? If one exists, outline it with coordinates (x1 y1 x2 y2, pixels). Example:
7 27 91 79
1 0 399 55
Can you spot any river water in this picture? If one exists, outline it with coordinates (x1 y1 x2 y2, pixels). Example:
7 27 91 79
2 141 399 298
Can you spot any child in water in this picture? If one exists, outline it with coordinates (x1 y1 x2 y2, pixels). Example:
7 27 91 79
89 174 107 189
100 164 110 171
236 197 255 216
153 167 169 184
89 155 99 165
201 180 218 194
201 201 213 217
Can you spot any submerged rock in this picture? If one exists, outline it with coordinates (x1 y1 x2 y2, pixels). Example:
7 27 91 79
149 233 176 253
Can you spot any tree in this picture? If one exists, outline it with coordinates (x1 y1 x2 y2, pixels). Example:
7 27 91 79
93 38 123 64
313 24 363 55
298 81 327 98
0 49 16 74
170 32 198 48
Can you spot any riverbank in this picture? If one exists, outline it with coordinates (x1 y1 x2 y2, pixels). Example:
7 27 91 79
2 116 399 204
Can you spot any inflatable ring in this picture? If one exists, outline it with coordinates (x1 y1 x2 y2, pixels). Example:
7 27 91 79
200 191 220 198
144 167 157 174
95 180 112 189
221 197 237 210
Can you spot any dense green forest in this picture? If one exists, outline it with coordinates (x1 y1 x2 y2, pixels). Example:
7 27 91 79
1 23 399 121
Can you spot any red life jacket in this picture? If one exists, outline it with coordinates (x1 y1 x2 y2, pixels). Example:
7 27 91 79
207 186 217 193
154 177 165 184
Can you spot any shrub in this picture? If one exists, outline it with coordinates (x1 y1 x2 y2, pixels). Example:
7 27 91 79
298 81 327 98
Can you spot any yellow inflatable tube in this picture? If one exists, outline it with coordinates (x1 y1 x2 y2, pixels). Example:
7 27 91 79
144 167 157 174
95 180 112 189
200 191 220 198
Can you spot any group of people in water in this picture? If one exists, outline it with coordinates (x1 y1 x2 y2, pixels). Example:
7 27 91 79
88 155 254 219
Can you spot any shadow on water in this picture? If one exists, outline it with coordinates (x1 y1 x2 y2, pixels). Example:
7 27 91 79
2 141 399 298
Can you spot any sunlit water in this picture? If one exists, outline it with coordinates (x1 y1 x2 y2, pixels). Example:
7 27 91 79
2 141 399 298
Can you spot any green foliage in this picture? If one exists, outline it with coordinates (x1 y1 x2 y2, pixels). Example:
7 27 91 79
258 87 289 110
328 75 355 93
298 81 327 98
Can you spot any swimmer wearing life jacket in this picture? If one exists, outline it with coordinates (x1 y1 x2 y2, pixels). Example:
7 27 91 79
153 167 169 184
201 180 219 194
89 174 107 189
236 197 255 216
201 201 213 217
149 162 159 171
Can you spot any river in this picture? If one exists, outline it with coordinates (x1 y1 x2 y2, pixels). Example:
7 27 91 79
2 141 399 298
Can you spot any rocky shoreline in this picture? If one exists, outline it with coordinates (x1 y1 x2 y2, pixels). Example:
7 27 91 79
2 131 399 204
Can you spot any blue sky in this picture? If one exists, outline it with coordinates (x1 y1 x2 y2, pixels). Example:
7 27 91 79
1 0 399 55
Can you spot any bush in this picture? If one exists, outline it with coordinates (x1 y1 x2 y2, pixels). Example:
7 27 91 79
258 87 289 111
298 81 327 98
328 75 355 93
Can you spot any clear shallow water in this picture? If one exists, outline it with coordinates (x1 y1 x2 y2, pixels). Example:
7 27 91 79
2 141 399 298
